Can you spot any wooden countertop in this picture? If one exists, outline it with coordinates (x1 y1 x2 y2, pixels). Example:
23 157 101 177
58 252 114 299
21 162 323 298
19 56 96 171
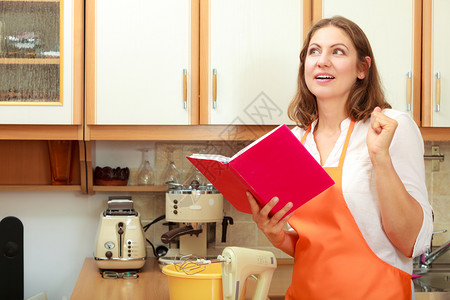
70 257 294 300
70 258 170 300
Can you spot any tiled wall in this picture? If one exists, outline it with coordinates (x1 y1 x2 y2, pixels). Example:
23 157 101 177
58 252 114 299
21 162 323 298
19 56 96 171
131 141 450 258
424 142 450 247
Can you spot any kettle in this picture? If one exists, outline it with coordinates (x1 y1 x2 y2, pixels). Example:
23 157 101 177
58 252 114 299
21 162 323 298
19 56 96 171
94 197 147 270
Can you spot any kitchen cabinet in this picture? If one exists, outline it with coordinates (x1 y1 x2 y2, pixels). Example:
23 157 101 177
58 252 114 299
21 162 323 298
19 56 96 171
422 0 450 127
314 0 422 124
313 0 450 138
0 0 84 192
85 0 309 140
0 0 84 139
200 0 304 125
86 0 197 128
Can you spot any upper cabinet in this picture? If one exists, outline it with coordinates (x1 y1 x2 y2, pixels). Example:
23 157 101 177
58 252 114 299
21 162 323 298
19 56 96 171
316 0 422 124
200 0 303 125
0 0 84 139
86 0 308 140
86 0 195 126
422 0 450 127
314 0 450 136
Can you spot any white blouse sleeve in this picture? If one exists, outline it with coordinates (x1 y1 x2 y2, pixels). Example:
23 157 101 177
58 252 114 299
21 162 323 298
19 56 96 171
387 110 433 257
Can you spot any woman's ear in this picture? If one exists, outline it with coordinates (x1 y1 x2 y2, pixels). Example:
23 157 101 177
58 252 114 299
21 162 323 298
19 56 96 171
358 56 371 79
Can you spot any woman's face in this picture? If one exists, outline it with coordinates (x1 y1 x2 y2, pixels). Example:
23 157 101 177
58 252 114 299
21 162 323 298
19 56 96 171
304 26 361 104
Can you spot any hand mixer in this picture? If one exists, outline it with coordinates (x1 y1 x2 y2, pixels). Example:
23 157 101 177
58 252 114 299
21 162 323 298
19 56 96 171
167 246 277 300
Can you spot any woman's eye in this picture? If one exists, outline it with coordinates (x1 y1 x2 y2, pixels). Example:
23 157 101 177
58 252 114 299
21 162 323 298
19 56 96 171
333 49 344 55
309 48 320 55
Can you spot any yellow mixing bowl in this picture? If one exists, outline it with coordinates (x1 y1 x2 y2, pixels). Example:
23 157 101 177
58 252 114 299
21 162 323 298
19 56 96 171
162 263 223 300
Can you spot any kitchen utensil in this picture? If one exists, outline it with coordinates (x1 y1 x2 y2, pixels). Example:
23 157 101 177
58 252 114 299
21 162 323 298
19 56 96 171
94 197 146 270
162 246 277 300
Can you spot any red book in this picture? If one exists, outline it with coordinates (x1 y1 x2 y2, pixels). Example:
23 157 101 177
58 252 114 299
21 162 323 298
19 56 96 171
187 124 335 217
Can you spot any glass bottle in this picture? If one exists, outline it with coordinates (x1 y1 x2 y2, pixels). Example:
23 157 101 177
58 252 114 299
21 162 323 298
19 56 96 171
137 148 154 186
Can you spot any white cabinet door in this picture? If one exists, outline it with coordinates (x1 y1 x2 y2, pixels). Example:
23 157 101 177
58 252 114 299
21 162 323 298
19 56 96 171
0 0 79 125
206 0 302 125
431 0 450 126
94 0 191 125
321 0 417 116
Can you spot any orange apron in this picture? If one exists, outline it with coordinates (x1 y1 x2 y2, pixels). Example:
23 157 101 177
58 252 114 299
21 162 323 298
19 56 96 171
286 120 412 300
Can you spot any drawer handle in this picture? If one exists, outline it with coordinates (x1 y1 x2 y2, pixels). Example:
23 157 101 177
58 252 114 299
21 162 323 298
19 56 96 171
212 68 217 109
406 71 412 111
435 72 441 112
183 69 188 109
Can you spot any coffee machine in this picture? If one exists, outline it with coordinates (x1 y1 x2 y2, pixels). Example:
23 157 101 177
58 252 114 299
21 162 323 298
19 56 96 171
94 197 147 270
161 183 223 257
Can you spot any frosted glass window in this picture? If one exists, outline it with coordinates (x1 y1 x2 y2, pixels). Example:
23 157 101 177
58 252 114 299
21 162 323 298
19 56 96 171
0 1 61 104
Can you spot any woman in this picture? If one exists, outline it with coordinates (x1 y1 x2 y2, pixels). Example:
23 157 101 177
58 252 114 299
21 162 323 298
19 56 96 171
247 16 433 299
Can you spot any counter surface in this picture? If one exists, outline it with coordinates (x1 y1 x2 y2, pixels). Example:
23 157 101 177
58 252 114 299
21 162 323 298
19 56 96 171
70 257 293 300
70 257 449 300
71 258 170 300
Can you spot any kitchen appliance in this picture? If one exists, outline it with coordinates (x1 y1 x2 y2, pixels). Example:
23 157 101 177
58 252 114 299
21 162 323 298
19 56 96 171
94 197 147 270
161 183 223 257
162 246 277 300
0 216 23 300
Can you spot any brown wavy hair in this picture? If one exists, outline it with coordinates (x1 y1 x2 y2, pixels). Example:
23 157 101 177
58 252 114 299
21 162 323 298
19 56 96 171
287 16 391 129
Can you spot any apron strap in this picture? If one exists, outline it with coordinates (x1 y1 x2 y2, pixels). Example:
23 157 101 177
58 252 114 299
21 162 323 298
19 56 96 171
300 126 311 144
338 120 355 168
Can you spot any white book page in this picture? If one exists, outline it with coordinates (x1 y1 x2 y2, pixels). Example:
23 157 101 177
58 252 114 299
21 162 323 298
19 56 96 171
230 124 284 160
188 124 284 163
188 153 231 163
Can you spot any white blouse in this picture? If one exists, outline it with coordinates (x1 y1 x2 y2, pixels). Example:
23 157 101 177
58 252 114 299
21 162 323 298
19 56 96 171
291 109 433 274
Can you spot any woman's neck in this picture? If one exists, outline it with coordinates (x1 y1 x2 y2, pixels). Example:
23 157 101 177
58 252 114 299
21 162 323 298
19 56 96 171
315 100 347 134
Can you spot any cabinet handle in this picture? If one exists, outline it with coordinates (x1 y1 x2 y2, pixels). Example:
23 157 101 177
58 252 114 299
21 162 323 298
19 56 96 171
183 69 188 109
406 72 412 111
435 72 441 112
212 69 217 109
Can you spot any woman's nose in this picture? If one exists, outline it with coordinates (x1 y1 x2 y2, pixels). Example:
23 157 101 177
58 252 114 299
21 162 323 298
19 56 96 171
317 53 331 67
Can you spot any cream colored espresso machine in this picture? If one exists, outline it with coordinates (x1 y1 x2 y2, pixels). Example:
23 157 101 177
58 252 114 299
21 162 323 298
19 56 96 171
162 183 224 257
94 197 147 269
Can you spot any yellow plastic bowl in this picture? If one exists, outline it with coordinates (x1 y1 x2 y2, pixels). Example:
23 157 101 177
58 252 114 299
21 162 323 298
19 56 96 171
162 263 223 300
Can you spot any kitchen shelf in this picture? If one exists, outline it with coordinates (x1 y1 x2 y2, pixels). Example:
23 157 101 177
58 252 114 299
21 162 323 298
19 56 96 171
92 185 167 192
0 185 82 191
86 125 279 141
0 58 60 65
420 127 450 142
0 0 60 2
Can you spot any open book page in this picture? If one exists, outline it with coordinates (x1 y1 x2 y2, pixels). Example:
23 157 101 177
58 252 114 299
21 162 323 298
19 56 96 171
187 125 284 163
230 124 285 160
187 153 231 163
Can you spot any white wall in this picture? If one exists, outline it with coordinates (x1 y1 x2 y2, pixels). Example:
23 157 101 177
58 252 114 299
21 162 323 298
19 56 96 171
0 191 109 300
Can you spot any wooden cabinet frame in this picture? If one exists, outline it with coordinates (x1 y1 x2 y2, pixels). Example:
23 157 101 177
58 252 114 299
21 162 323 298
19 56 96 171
0 0 84 140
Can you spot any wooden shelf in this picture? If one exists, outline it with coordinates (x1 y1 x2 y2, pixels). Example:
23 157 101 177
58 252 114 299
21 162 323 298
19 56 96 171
0 125 83 140
86 125 278 141
92 185 167 192
0 185 82 191
0 58 60 65
0 0 60 3
420 127 450 141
